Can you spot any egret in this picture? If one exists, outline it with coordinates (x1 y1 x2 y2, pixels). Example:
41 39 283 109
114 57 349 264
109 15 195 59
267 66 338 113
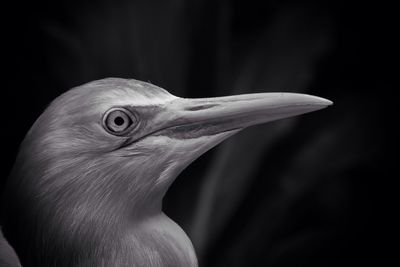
1 78 332 266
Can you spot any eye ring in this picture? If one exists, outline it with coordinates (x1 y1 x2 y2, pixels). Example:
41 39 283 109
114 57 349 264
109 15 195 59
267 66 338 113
102 107 137 136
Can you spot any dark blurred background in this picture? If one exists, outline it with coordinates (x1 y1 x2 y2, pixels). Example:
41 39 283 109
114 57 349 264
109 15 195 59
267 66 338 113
1 0 395 266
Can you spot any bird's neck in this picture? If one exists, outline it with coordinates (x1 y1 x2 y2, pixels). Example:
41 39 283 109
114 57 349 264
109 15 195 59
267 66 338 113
53 212 198 267
5 183 197 267
39 208 197 267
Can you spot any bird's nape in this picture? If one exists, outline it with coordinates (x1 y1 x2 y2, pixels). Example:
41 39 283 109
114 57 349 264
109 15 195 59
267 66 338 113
1 78 332 267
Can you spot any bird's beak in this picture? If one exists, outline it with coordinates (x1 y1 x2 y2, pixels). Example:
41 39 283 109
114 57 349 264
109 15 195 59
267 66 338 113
163 93 332 138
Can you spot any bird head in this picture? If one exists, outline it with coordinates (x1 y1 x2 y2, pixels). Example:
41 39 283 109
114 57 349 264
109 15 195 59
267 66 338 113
1 78 332 266
6 78 332 224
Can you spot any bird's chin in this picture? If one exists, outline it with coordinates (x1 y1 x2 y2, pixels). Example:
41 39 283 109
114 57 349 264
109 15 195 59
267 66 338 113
160 126 242 156
151 128 242 188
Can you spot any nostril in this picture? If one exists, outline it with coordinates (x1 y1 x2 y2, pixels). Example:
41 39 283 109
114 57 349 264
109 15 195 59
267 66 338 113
184 103 219 111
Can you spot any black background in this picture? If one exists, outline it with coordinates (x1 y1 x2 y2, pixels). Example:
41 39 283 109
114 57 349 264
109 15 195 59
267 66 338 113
1 0 395 266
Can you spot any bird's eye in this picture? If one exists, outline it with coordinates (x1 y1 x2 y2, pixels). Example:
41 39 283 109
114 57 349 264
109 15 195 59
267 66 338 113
103 108 136 135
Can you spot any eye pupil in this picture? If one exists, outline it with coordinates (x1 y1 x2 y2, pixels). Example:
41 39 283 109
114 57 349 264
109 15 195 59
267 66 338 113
114 116 125 126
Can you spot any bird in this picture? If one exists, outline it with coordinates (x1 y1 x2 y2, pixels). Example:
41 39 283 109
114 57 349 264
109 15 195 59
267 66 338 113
0 78 332 267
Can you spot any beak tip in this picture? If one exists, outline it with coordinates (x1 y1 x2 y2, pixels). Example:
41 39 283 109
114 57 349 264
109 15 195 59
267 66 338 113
320 98 333 107
308 95 333 108
295 95 333 114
